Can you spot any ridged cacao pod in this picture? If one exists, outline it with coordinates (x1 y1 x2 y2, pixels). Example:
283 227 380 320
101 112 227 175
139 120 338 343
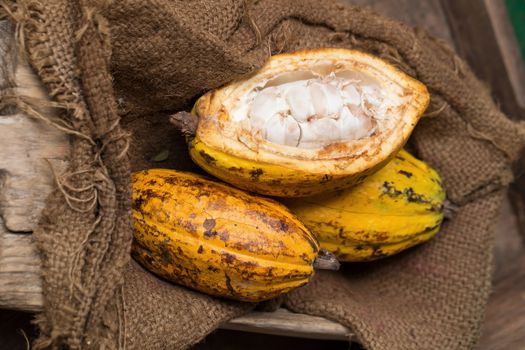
283 150 445 261
132 169 337 302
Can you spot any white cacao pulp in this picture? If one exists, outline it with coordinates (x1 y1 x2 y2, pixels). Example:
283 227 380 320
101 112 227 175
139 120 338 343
244 73 383 149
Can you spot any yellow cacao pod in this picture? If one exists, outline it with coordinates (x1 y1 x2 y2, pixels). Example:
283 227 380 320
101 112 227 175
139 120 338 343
189 48 429 197
283 150 445 262
131 169 334 302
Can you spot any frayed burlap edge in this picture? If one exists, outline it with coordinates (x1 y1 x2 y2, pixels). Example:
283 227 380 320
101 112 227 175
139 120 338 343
1 1 131 348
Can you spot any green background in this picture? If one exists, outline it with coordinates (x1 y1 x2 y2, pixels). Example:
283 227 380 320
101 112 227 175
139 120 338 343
506 0 525 60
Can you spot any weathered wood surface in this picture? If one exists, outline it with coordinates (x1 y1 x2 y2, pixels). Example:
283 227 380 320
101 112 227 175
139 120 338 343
484 0 525 109
222 308 352 341
0 19 68 312
0 227 42 311
0 23 69 233
440 0 525 119
478 255 525 350
0 19 65 312
0 111 69 233
347 0 454 46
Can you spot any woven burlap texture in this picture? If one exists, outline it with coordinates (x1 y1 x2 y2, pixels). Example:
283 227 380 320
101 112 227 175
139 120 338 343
6 0 525 349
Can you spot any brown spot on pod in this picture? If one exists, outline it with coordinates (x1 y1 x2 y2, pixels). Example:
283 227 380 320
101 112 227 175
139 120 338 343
320 174 333 184
404 188 431 204
199 150 216 164
217 230 230 242
222 252 236 264
146 178 158 186
161 248 172 264
208 265 220 273
279 220 289 232
224 274 236 296
250 168 264 180
228 166 244 173
299 253 312 264
203 218 217 238
398 170 413 178
132 195 145 211
382 181 403 197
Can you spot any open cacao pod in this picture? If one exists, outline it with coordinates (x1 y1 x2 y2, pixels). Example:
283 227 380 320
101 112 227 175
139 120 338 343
185 48 429 197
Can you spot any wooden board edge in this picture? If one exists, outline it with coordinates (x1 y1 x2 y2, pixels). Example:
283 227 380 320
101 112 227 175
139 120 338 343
0 231 352 341
220 309 352 341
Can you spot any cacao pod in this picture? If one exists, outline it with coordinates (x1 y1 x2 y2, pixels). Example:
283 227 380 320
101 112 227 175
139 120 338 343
283 150 445 261
188 48 429 197
132 169 336 302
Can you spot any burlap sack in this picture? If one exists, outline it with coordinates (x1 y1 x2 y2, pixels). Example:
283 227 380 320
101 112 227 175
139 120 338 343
4 0 525 349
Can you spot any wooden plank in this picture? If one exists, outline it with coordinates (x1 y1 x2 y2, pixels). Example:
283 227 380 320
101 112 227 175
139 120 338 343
0 19 67 310
485 0 525 109
478 255 525 350
0 112 69 233
221 308 352 341
440 0 525 120
0 20 69 233
492 0 525 260
0 225 43 311
344 0 454 46
492 194 523 278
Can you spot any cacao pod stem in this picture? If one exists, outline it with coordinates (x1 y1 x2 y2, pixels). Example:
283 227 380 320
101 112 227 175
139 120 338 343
443 199 458 220
313 249 340 271
170 111 198 137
